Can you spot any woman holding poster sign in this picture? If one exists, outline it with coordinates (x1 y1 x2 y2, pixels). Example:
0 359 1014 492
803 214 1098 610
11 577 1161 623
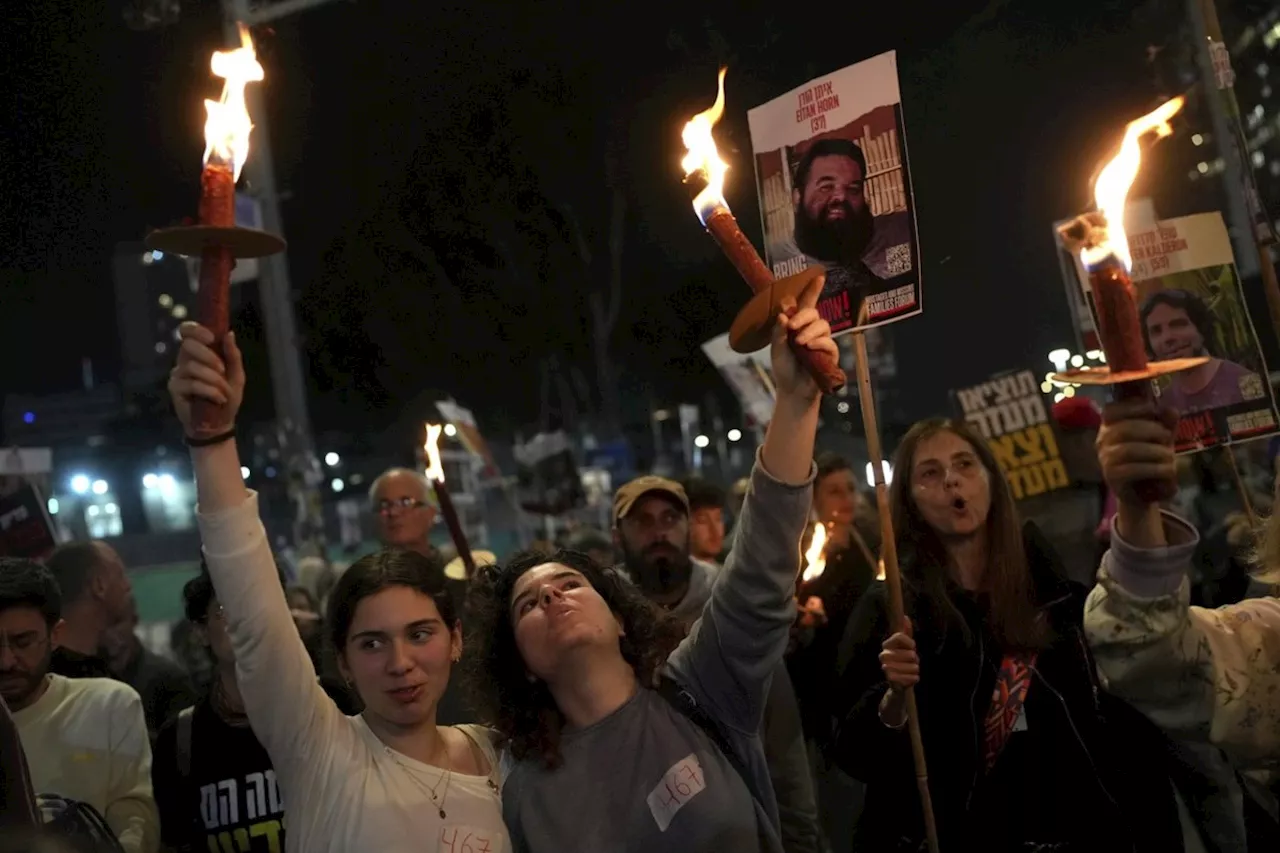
833 417 1185 852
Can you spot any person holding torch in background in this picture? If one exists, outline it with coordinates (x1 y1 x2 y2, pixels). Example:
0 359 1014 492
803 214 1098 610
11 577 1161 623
832 416 1187 852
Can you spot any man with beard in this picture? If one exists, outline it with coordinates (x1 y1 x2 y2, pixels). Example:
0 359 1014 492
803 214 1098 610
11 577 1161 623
1140 289 1261 414
613 476 823 853
0 558 157 852
790 137 886 332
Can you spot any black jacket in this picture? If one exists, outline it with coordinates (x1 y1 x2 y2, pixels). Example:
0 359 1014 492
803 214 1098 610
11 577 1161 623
832 522 1184 853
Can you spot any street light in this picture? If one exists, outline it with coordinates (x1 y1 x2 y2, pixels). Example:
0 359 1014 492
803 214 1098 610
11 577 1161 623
91 479 109 496
241 466 250 480
324 452 340 467
694 435 710 448
71 475 90 495
727 429 742 442
331 478 344 493
444 424 458 437
142 473 159 489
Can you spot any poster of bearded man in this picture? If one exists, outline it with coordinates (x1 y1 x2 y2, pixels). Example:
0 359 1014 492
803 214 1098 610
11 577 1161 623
747 50 922 336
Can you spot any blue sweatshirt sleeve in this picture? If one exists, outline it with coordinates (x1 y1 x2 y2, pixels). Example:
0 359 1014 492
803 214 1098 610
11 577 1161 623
665 449 815 734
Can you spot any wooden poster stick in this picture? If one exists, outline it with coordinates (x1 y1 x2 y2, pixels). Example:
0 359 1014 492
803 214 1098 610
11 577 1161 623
852 330 940 853
1222 445 1258 525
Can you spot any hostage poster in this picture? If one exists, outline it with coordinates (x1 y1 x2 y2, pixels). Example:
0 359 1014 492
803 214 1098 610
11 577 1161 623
954 369 1070 501
747 50 921 337
1072 212 1279 452
701 333 776 427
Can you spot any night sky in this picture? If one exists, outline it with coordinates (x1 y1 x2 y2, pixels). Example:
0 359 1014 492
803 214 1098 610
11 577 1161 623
2 0 1171 442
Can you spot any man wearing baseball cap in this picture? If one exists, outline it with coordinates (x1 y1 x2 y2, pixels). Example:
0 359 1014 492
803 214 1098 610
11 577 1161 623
612 475 824 852
611 476 694 609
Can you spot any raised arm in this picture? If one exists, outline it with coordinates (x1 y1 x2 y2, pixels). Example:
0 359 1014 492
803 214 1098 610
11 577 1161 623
666 294 830 732
1085 398 1280 768
168 323 346 768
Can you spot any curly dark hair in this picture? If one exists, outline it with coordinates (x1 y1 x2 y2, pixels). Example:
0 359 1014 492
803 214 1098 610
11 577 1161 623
1139 288 1220 359
463 548 684 769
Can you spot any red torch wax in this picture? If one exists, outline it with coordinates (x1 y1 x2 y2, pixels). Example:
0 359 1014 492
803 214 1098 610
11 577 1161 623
194 161 236 433
1088 255 1176 502
431 479 477 580
702 206 847 393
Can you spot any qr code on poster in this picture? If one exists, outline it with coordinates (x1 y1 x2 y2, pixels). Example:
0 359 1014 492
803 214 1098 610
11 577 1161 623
1240 372 1265 401
884 243 911 276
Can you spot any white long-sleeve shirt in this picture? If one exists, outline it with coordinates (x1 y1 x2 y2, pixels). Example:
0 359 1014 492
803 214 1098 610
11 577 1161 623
198 491 509 853
15 674 158 853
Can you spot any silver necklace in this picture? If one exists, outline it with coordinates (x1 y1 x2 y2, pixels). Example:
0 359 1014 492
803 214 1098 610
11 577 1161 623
386 745 453 819
384 732 502 820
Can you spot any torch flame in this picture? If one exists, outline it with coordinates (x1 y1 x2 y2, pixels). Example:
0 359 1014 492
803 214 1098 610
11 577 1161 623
424 423 445 484
203 24 264 181
802 522 827 583
1083 96 1185 270
680 68 729 224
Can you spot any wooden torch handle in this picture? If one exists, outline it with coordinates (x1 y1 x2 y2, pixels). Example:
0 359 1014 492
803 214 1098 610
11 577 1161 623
787 335 846 394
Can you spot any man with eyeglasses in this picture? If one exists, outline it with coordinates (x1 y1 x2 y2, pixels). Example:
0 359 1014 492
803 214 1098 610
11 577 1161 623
0 557 157 852
368 467 454 564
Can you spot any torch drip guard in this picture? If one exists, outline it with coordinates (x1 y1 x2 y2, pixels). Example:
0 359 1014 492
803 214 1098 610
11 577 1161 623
146 225 286 259
1049 356 1209 386
729 267 827 353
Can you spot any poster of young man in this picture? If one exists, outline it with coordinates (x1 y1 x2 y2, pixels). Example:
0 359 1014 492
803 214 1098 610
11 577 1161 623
1071 212 1279 452
952 369 1072 502
747 50 921 336
701 333 776 427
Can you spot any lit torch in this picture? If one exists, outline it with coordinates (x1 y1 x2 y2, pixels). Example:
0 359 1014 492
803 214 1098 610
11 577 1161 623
146 23 284 431
1055 97 1203 502
801 522 827 583
195 27 261 431
425 423 477 580
680 70 846 394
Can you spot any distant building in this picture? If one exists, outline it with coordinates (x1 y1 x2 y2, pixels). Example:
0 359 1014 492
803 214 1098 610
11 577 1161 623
112 242 194 392
2 385 124 450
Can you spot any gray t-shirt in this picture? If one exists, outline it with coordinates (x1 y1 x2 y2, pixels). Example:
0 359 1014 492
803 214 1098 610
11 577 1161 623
502 686 766 852
502 454 814 853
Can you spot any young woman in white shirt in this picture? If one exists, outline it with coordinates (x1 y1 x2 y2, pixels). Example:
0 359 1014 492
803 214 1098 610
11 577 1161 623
167 322 508 853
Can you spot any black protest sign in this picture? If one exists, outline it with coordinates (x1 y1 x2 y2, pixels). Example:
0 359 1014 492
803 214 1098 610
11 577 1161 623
954 370 1070 501
0 484 57 561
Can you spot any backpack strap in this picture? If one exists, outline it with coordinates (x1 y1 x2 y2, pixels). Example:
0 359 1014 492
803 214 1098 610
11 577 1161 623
656 676 759 805
175 705 195 781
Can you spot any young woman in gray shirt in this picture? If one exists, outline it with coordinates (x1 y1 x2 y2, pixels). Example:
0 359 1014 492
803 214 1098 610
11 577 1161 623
465 300 834 852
